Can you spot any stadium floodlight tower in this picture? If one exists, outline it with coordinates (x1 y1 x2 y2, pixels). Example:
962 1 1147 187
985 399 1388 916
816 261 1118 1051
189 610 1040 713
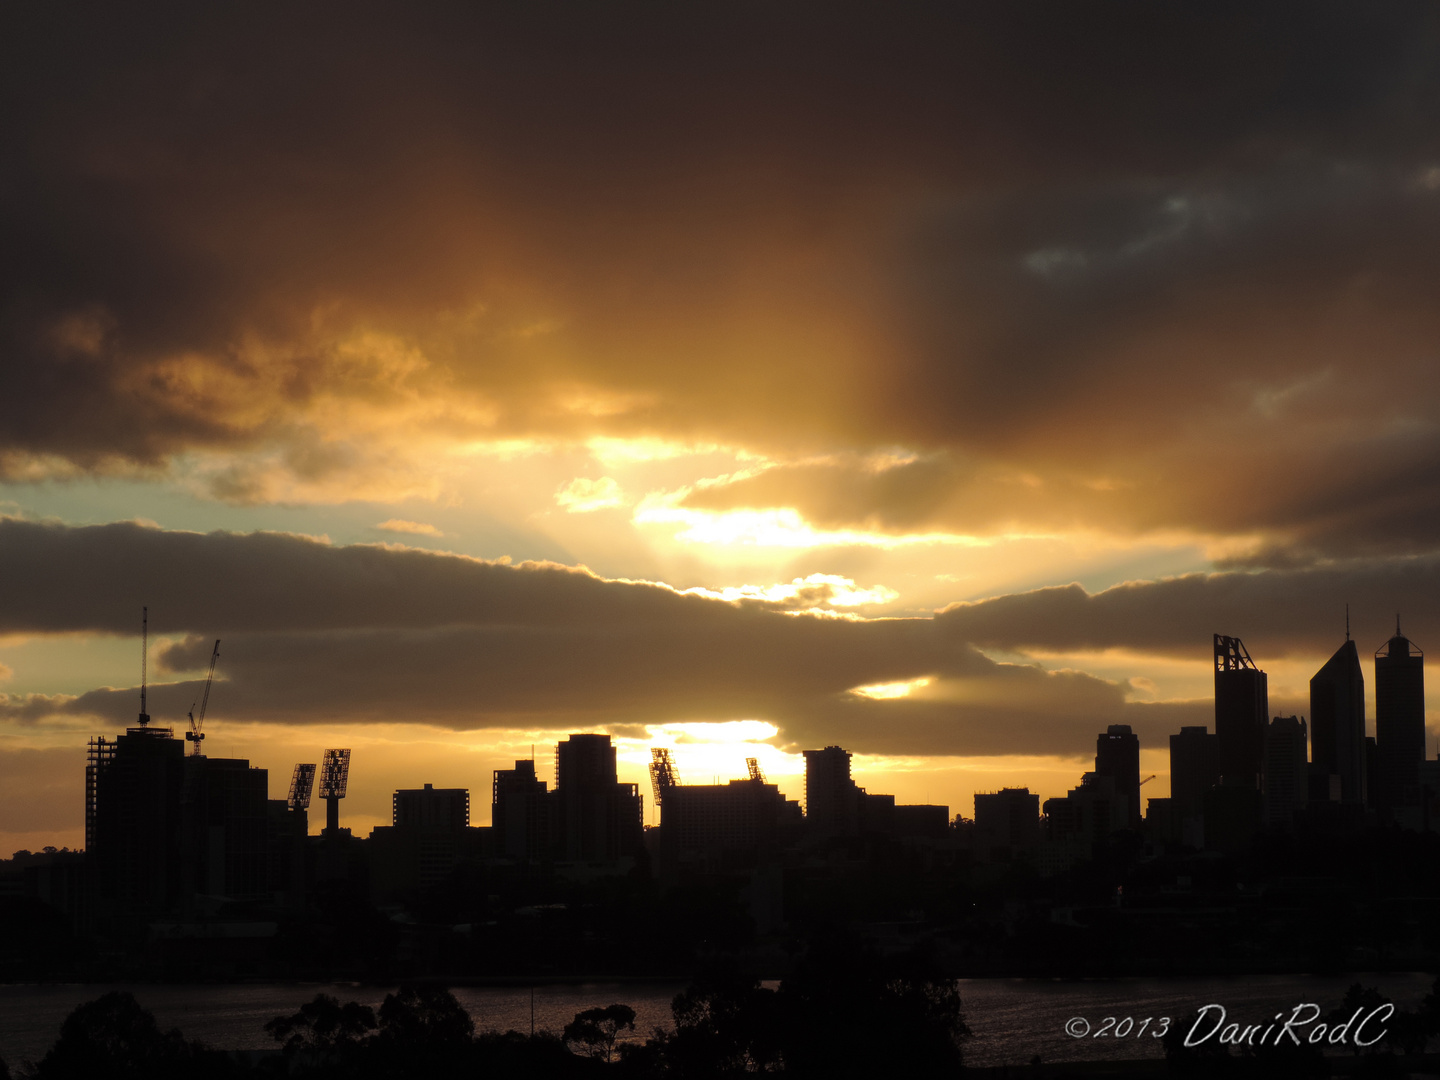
317 748 351 835
649 747 678 807
288 762 317 812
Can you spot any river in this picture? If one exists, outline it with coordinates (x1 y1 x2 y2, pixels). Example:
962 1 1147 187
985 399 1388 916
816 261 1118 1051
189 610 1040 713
0 972 1432 1068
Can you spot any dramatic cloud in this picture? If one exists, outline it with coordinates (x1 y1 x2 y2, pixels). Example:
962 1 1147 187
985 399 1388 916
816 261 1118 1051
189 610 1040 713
3 4 1440 554
0 519 1146 756
939 558 1440 661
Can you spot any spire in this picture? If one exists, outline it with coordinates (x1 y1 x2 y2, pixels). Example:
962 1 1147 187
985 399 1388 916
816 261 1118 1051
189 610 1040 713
138 606 150 726
1345 603 1350 642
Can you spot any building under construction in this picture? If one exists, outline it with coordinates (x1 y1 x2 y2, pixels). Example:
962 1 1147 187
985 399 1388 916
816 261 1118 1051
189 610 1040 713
85 612 279 924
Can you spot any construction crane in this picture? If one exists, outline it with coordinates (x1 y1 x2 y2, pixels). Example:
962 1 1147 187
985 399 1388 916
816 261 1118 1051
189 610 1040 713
746 757 765 784
186 639 221 757
649 748 678 806
318 748 351 834
288 762 317 811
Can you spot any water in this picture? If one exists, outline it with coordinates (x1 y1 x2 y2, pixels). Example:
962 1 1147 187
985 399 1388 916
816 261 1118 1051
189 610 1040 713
0 973 1432 1069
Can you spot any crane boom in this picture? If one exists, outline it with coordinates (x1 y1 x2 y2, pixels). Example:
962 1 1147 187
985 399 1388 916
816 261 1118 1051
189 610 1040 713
186 639 220 756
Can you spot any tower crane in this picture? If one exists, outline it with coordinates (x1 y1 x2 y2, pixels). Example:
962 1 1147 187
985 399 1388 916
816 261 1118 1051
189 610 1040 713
746 757 765 783
186 639 220 757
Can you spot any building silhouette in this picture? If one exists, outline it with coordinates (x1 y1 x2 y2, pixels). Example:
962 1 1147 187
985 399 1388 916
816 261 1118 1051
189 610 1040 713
553 734 643 860
1169 726 1219 821
491 758 551 860
1310 636 1366 804
394 784 470 829
1375 624 1425 815
658 776 801 870
1095 724 1140 829
86 723 187 921
1214 634 1268 790
893 803 950 839
181 755 270 904
1043 772 1128 845
803 746 859 838
973 787 1039 862
87 718 271 920
371 783 479 897
1262 715 1309 830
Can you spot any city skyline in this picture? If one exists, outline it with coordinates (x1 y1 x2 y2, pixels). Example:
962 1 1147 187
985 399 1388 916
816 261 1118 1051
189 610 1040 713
5 5 1440 856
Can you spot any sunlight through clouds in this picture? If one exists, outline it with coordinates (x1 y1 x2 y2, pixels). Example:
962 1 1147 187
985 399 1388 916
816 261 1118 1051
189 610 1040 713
680 574 898 608
555 476 626 512
634 493 993 550
849 676 934 700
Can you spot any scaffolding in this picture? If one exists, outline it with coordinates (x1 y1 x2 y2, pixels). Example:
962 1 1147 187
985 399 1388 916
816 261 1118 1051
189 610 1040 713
85 736 118 850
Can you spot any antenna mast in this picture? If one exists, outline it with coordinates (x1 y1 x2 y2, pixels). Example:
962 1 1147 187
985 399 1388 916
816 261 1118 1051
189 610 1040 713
138 606 150 726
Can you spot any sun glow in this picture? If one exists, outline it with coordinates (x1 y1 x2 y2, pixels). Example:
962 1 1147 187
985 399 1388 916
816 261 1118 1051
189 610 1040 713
612 720 802 788
634 495 993 550
849 676 934 700
680 573 898 608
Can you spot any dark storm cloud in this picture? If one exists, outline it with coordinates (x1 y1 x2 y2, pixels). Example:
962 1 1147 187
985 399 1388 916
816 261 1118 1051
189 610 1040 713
4 3 1440 553
0 519 1136 755
938 557 1440 661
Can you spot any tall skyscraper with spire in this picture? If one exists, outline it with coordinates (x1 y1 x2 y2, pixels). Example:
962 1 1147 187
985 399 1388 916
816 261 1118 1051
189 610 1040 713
1375 618 1425 814
1310 631 1366 805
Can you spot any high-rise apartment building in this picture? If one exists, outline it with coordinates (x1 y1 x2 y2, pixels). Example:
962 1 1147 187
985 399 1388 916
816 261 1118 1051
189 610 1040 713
803 745 859 837
553 734 643 860
492 759 551 860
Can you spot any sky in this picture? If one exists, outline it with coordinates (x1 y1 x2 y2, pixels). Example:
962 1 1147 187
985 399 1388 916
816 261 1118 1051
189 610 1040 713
4 1 1440 852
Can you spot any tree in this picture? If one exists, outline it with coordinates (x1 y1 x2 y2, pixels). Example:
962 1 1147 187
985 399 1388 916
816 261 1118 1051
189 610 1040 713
376 985 474 1047
564 1004 636 1063
264 993 377 1059
776 936 970 1079
32 992 203 1080
665 965 783 1076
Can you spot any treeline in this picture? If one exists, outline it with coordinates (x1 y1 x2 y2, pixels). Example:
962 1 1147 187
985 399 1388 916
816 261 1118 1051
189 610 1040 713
3 939 970 1080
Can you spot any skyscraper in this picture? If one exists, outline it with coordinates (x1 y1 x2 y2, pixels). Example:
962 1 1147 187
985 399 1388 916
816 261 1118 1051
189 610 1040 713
492 758 551 860
1263 715 1309 830
1094 724 1140 829
86 723 186 921
1214 635 1268 789
1310 636 1366 805
1169 726 1219 819
803 745 859 837
1375 623 1425 813
553 734 643 860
